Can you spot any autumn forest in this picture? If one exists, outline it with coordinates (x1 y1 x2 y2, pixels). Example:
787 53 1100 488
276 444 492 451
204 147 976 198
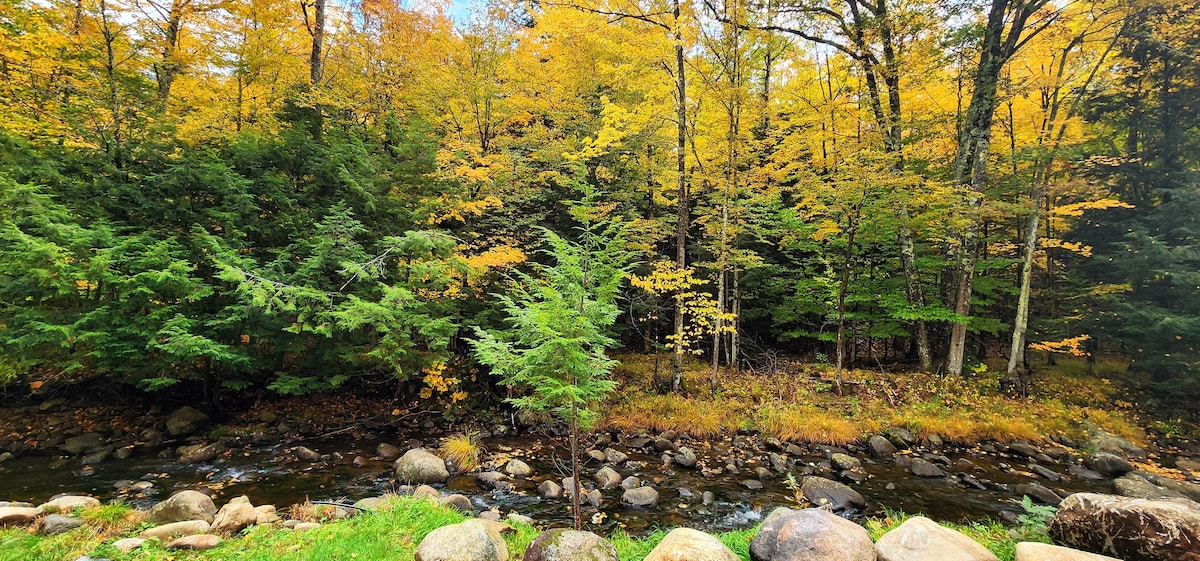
0 0 1198 416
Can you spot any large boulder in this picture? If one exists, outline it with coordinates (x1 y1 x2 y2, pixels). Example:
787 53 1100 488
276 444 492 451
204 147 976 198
167 406 211 437
146 490 217 524
1049 492 1200 561
875 516 998 561
211 496 259 535
644 528 739 561
799 476 865 512
394 449 450 484
750 507 875 561
1090 433 1147 459
415 519 509 561
1014 542 1122 561
522 529 619 561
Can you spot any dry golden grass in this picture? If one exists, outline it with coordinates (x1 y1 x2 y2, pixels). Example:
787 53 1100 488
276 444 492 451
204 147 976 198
758 405 860 445
439 432 483 473
602 353 1145 447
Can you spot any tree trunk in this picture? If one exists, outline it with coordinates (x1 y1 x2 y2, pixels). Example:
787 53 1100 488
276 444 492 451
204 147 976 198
671 0 688 392
1005 206 1039 393
305 0 325 85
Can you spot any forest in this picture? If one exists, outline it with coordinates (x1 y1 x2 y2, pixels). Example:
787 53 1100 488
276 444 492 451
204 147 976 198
0 0 1198 418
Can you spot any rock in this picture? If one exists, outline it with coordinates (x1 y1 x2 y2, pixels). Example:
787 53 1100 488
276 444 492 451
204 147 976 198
1030 464 1061 482
211 496 258 534
875 516 998 561
0 451 12 464
621 476 641 490
1178 458 1200 472
539 480 564 499
146 490 217 524
415 519 508 561
644 527 739 561
1113 473 1187 500
910 458 947 478
507 512 534 526
703 491 715 504
166 534 222 550
413 484 440 499
622 486 660 508
675 447 698 468
478 510 503 522
742 479 765 490
1158 477 1200 502
293 446 321 462
355 497 387 511
799 476 865 512
38 514 83 535
885 428 916 448
523 528 619 561
604 448 628 465
587 450 607 462
394 448 450 484
769 453 788 473
61 433 106 455
112 538 145 553
377 443 403 458
585 489 602 507
254 504 280 524
868 436 897 459
1084 453 1134 476
166 406 211 437
749 507 875 561
562 477 578 496
477 471 509 490
1068 465 1106 480
475 518 514 535
505 459 533 478
652 438 681 450
1009 442 1040 458
1090 433 1146 459
353 455 370 468
140 520 212 540
180 442 226 464
1049 492 1200 561
1015 483 1063 506
441 494 473 512
0 506 44 527
41 495 101 512
595 466 621 489
831 453 862 471
1014 542 1122 561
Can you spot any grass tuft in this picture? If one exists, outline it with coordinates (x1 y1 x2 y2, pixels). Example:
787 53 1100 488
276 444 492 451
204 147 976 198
440 432 484 473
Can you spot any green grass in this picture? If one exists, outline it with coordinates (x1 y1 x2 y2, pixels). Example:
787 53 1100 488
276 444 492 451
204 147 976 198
0 497 1050 561
0 497 759 561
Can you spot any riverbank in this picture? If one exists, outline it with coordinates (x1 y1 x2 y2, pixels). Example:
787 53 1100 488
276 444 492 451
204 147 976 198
0 494 1040 561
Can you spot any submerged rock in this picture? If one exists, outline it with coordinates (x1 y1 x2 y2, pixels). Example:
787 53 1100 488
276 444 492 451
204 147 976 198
799 476 865 512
